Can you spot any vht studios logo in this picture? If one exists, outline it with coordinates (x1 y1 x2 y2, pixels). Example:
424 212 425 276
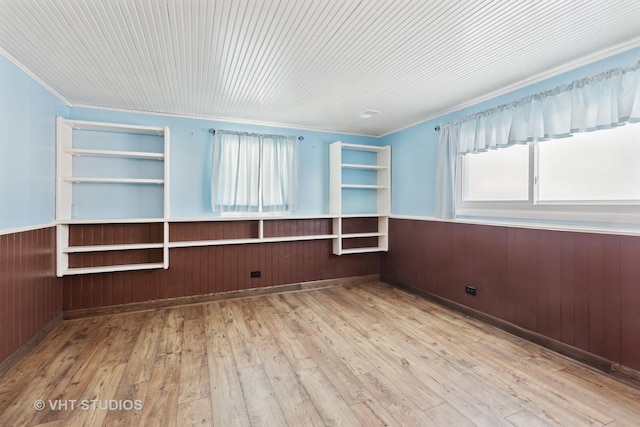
34 399 143 411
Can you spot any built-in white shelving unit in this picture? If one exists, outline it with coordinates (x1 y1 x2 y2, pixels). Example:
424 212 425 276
55 117 170 276
330 141 391 255
54 122 387 277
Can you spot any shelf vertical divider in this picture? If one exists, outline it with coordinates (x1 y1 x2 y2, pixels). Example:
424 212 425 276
329 142 343 255
163 126 171 269
56 224 69 277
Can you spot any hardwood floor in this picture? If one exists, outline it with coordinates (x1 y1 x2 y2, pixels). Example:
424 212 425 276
1 281 640 426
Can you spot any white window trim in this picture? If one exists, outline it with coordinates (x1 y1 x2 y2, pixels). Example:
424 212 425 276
455 143 640 225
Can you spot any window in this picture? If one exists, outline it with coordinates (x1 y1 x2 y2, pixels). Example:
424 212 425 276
211 131 299 214
462 144 529 202
457 122 640 223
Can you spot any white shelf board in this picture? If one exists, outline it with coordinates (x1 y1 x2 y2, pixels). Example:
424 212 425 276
340 246 386 254
65 119 165 135
169 233 339 248
63 177 164 185
57 218 165 224
341 232 383 239
341 213 386 218
167 214 339 222
341 184 389 189
340 143 388 152
341 163 388 170
261 234 338 243
169 238 260 248
64 148 164 160
62 262 164 275
63 243 164 253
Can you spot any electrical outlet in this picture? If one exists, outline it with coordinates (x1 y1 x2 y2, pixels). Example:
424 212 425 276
465 285 477 296
250 271 261 278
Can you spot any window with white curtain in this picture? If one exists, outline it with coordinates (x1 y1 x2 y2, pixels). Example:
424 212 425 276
456 122 640 222
211 131 299 213
435 60 640 224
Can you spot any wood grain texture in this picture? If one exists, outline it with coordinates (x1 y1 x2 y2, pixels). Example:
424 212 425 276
381 218 640 372
0 227 60 368
62 220 380 311
2 282 640 426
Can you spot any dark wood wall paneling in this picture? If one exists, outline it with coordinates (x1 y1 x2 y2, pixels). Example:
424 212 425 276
381 218 640 371
0 227 60 364
341 217 380 249
62 219 380 311
170 221 258 241
69 223 164 268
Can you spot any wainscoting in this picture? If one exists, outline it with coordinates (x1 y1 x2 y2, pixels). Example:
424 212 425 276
0 227 61 368
381 218 640 372
61 220 380 312
4 218 639 378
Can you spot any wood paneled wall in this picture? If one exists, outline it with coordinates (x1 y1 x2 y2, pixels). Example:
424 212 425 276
62 220 380 311
0 227 60 364
381 218 640 371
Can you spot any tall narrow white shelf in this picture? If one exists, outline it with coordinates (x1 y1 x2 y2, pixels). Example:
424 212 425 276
330 141 390 255
56 117 170 277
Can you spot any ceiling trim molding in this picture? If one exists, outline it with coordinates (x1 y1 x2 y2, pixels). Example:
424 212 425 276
379 36 640 138
70 104 379 139
0 48 72 106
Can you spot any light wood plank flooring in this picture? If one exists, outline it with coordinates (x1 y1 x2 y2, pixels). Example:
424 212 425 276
1 281 640 426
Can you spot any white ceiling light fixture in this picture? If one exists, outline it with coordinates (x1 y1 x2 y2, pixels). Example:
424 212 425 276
359 110 380 119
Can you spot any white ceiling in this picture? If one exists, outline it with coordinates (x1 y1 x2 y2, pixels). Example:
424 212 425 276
1 0 640 137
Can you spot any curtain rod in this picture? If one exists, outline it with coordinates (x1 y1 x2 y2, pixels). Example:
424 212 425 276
209 128 304 141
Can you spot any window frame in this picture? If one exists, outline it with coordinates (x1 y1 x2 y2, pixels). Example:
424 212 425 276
455 140 640 225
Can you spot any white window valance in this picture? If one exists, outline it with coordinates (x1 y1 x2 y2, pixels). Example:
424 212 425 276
451 61 640 155
435 60 640 218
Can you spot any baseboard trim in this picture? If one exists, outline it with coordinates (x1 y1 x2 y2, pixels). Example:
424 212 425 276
382 277 640 390
0 313 64 378
64 274 380 319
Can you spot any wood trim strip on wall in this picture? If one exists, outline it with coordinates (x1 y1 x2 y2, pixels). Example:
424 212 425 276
0 222 56 236
389 214 640 237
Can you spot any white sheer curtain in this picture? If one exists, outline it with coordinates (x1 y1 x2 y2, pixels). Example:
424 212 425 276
434 61 640 218
211 131 299 213
434 125 459 218
261 134 299 212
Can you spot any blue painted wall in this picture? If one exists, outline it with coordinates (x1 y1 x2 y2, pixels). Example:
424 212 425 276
0 54 68 231
382 47 640 216
69 107 378 217
5 45 637 225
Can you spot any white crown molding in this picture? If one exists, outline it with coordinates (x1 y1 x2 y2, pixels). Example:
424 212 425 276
0 48 72 106
380 37 640 138
70 104 379 139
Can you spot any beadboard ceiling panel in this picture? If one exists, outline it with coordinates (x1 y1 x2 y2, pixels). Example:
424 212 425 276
1 0 640 136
